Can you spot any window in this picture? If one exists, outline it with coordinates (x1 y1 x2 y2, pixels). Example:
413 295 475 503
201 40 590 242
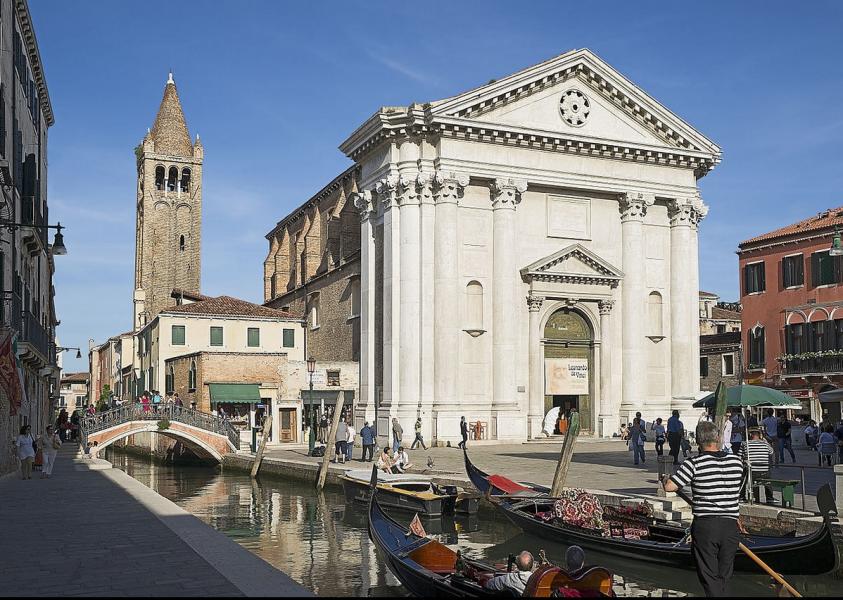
155 166 165 191
247 327 260 347
748 327 765 368
700 356 709 377
283 328 295 348
350 278 360 318
310 295 320 329
716 324 726 334
785 323 805 355
179 235 185 252
327 370 340 386
166 366 174 394
76 395 85 407
722 353 735 376
188 360 197 391
744 262 765 294
210 326 223 346
811 251 841 287
180 168 191 192
782 254 804 288
648 292 663 337
466 281 484 331
148 367 154 390
172 325 185 346
167 166 178 192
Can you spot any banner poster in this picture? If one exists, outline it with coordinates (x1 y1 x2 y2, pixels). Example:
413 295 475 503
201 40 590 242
545 358 589 395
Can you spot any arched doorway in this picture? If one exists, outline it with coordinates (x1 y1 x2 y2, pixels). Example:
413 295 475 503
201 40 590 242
543 308 593 432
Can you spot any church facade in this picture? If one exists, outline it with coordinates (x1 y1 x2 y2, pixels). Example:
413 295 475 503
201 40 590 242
340 49 721 442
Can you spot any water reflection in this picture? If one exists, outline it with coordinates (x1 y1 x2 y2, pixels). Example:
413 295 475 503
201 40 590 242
108 450 838 597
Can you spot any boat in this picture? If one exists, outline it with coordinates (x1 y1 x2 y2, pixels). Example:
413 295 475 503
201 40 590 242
342 469 479 517
463 449 840 575
368 474 615 597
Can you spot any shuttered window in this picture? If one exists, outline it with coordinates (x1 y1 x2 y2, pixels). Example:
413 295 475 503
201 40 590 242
210 326 223 346
283 328 295 348
811 250 841 287
172 325 185 346
700 356 709 377
744 262 765 294
748 328 765 367
782 255 804 288
247 327 260 347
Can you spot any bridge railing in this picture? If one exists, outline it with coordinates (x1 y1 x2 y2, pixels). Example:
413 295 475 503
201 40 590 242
80 403 241 450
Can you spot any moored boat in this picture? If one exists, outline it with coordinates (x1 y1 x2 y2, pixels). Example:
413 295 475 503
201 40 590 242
342 469 478 517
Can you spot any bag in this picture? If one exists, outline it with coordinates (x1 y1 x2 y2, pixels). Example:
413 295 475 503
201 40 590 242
311 445 325 457
637 435 645 446
52 436 61 450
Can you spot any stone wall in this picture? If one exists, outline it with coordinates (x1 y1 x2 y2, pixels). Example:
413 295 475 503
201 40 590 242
700 346 740 392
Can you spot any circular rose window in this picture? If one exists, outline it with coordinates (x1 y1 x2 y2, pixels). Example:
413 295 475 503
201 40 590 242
559 89 590 127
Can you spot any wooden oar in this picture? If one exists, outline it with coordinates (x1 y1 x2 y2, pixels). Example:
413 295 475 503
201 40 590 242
673 488 802 597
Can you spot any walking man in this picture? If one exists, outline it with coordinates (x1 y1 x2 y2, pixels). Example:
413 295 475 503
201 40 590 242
458 416 468 450
391 417 403 453
630 417 646 465
761 409 779 465
334 418 349 464
777 414 796 463
360 422 375 462
662 420 745 597
410 417 428 450
346 420 355 462
666 410 684 465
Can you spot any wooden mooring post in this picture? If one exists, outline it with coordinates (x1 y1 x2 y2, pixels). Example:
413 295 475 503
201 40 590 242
550 410 580 497
316 392 345 492
250 415 273 478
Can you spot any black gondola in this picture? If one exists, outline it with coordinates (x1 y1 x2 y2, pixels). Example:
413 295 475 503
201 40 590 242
463 449 840 575
367 466 614 597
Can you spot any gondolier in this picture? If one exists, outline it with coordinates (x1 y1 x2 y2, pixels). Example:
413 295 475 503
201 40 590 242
662 420 746 597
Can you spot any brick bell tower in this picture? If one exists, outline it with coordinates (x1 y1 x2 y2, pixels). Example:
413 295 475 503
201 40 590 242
133 73 203 330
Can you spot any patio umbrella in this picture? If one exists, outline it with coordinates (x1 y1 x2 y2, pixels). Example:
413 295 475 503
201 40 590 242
692 385 799 409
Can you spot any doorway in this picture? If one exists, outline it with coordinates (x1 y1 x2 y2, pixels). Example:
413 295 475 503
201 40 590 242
279 408 297 443
543 308 593 433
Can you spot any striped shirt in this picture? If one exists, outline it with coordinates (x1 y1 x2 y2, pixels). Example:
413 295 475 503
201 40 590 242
740 439 773 473
671 452 745 519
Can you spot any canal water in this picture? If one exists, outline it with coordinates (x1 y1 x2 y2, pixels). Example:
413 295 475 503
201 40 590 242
107 450 838 597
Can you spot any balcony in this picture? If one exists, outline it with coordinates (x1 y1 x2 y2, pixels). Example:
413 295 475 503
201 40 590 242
20 195 47 253
781 355 843 377
18 310 50 363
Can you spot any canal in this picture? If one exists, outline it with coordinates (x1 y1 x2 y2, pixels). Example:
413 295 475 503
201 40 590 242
108 450 838 597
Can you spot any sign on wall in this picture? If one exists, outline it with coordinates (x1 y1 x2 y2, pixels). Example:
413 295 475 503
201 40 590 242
545 358 589 395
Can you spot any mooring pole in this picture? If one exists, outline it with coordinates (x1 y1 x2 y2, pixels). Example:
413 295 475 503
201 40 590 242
550 410 580 497
316 392 345 491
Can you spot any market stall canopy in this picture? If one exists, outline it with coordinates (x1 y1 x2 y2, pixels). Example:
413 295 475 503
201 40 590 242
209 383 261 404
819 388 843 403
693 385 802 409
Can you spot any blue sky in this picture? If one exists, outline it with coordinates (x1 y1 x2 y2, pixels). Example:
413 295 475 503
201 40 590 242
32 1 843 372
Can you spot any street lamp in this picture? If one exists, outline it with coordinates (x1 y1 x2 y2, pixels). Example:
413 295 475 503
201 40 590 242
0 219 69 256
307 355 316 455
830 230 843 257
56 346 82 359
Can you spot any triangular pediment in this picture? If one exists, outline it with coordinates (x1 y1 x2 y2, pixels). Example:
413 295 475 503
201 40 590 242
521 244 623 287
430 49 719 155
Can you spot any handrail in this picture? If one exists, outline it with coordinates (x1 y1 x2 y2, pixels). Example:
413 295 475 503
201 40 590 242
79 403 240 450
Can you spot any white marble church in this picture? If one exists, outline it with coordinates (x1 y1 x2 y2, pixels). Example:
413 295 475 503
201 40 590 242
342 49 721 442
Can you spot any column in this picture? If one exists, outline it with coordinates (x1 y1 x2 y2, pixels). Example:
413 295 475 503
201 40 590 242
433 171 469 441
689 197 707 389
398 171 422 427
598 299 615 437
526 294 544 438
353 189 376 427
418 173 435 441
619 192 652 421
491 178 527 439
669 199 693 400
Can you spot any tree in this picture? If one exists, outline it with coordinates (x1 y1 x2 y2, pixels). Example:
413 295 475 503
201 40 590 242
96 384 111 412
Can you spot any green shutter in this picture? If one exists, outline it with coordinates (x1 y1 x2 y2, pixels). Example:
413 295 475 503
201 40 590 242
172 325 185 345
210 326 223 346
283 328 295 348
248 327 260 347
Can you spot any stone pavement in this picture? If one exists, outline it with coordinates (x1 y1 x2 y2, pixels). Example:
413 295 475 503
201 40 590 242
0 444 309 597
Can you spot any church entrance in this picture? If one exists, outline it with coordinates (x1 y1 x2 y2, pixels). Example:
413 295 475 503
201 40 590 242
543 309 593 433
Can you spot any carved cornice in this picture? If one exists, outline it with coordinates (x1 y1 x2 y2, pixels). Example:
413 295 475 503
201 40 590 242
619 191 654 222
491 177 528 208
433 171 470 204
526 295 544 312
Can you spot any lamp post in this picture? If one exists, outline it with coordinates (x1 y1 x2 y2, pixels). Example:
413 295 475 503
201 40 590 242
56 346 82 360
307 355 316 455
830 230 843 257
0 219 68 256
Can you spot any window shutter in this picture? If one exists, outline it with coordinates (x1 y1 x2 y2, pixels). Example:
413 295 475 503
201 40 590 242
759 263 765 291
248 328 260 347
759 329 765 363
835 255 843 284
812 253 820 287
743 265 749 295
782 259 789 288
797 256 804 285
283 328 295 348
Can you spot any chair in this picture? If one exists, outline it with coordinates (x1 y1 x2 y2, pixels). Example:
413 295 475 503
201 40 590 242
818 442 836 467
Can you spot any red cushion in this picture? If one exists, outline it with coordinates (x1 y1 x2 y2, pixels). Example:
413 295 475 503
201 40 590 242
488 474 532 494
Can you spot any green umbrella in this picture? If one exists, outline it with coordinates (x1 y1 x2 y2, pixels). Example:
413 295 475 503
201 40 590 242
692 385 798 409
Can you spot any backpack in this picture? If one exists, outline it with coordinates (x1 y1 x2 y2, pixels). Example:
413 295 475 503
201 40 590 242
311 445 325 457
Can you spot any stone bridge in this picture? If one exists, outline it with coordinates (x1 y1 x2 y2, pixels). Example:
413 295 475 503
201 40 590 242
81 404 240 462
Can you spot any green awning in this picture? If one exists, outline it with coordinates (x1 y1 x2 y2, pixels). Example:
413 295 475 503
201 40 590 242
209 383 261 404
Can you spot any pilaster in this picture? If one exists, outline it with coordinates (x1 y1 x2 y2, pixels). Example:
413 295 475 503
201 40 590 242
353 189 376 426
526 294 545 438
598 299 616 437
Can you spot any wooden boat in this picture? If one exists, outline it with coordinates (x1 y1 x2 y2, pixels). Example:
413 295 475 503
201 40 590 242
342 469 479 517
464 449 840 575
368 478 614 597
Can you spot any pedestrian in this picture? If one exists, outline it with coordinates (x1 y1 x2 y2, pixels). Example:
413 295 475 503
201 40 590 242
335 418 349 464
39 425 61 479
721 411 733 453
666 410 684 465
346 420 355 462
776 415 796 463
174 393 183 407
141 391 151 413
410 417 428 450
635 411 648 436
746 410 758 429
70 410 80 441
360 421 375 462
16 425 36 480
740 429 774 504
319 412 329 444
818 425 836 466
56 408 69 442
630 417 646 465
653 417 666 456
761 409 779 465
458 416 468 449
376 447 393 474
391 417 403 452
662 420 745 597
834 421 843 464
730 411 745 456
152 390 162 413
86 403 96 416
804 420 817 450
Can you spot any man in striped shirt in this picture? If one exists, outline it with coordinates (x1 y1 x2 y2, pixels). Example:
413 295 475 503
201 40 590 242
740 429 774 504
662 420 746 597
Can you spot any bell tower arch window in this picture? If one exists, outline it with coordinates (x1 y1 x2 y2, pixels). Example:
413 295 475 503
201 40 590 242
179 235 185 252
180 168 191 193
167 166 178 192
155 166 165 191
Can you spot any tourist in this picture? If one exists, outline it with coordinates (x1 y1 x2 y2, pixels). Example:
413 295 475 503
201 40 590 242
619 423 629 441
662 420 745 597
481 551 534 595
635 411 647 435
318 411 329 444
39 425 61 479
761 409 779 465
376 447 393 474
565 546 586 574
666 410 684 465
86 403 96 416
141 391 151 413
818 425 836 466
70 410 80 440
804 420 817 450
16 425 36 480
391 417 403 452
653 418 666 456
730 411 745 455
834 421 843 463
392 446 412 473
346 420 355 462
360 422 375 462
334 418 349 464
776 415 796 463
746 410 758 429
57 408 69 442
410 417 428 450
152 390 162 413
629 417 646 465
740 429 774 504
458 416 468 449
721 411 733 453
174 393 183 407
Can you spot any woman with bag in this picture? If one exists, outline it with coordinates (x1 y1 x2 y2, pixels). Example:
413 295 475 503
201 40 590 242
15 425 36 480
653 417 666 456
630 417 646 465
39 425 62 478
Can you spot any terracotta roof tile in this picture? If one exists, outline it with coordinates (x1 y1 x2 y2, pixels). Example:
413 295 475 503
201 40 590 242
740 206 843 247
699 290 719 298
711 307 741 320
61 372 89 383
162 295 300 320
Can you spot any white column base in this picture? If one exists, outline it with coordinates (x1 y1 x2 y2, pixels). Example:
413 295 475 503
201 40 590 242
600 415 620 438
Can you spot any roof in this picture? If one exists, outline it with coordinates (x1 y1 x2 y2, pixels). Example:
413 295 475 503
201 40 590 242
171 288 210 302
61 372 89 384
740 206 843 247
161 295 300 320
711 306 741 320
699 290 719 298
700 331 741 346
150 74 193 156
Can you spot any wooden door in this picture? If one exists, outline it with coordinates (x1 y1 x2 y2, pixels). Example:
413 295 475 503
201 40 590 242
279 408 296 443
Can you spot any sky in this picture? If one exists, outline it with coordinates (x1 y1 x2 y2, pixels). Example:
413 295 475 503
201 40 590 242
30 1 843 373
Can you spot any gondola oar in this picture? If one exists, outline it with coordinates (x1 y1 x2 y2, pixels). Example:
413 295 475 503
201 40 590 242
672 487 802 597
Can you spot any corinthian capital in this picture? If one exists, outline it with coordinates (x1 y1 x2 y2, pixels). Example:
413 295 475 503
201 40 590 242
416 171 435 204
669 195 709 228
433 170 470 204
598 299 615 315
526 295 544 312
375 174 400 210
491 177 528 208
351 189 373 223
619 191 654 222
399 172 421 205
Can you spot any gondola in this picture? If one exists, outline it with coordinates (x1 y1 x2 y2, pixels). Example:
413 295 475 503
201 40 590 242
367 467 614 598
342 469 479 516
464 449 840 575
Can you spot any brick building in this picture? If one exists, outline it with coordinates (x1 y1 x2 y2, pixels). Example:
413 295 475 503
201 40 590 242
59 372 89 415
699 290 741 335
699 331 740 392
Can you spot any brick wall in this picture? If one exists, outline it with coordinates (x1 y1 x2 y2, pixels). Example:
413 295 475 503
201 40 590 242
700 346 741 391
